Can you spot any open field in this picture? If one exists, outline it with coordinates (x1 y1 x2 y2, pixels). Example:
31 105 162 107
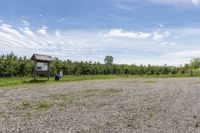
1 78 200 132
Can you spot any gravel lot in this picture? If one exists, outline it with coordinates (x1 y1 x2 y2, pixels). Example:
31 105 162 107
1 78 200 133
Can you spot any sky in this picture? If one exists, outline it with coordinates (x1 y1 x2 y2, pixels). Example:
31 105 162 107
0 0 200 66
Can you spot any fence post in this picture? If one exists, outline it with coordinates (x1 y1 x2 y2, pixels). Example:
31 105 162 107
191 70 193 77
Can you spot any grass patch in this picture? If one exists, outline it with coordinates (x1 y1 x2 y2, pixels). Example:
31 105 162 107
47 93 76 105
45 92 77 110
83 88 122 97
22 101 32 109
36 102 53 110
20 100 53 111
1 74 200 88
0 77 33 88
18 88 122 111
0 75 117 88
20 93 76 111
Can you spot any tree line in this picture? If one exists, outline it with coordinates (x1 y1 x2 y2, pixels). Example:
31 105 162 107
0 52 200 77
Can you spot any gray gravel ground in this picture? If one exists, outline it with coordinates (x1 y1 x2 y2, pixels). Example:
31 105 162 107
1 78 200 133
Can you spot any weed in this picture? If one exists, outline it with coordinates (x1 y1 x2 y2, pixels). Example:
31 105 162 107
36 102 53 110
48 93 76 104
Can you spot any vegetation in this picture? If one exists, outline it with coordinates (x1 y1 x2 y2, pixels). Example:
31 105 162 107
36 102 53 110
47 93 76 105
17 88 122 112
0 75 117 87
1 52 200 87
104 55 114 65
21 100 53 111
1 52 200 77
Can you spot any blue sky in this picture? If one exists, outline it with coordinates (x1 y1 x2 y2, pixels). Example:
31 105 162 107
1 0 200 65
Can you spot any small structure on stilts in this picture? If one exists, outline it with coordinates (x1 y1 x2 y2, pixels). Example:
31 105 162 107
31 54 52 80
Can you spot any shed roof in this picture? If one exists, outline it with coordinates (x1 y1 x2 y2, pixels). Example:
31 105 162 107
31 54 52 62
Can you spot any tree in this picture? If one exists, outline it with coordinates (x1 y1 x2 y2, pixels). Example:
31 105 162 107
0 52 199 77
190 58 200 69
171 67 178 75
104 56 113 65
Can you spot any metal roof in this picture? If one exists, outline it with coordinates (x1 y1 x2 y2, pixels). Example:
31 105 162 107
31 54 52 61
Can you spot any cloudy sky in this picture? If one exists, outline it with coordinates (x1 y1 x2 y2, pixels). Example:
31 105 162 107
0 0 200 65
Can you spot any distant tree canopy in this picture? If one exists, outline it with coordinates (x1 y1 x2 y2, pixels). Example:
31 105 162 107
190 58 200 69
0 52 33 77
0 52 199 77
104 56 113 65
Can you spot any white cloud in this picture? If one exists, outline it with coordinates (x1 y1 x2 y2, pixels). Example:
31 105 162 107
148 0 190 4
0 22 200 66
160 41 176 46
19 27 34 37
166 50 200 59
114 0 200 8
152 31 170 41
107 28 170 41
37 26 48 36
192 0 200 5
0 24 24 38
113 0 200 12
107 28 151 39
149 0 200 6
55 30 62 38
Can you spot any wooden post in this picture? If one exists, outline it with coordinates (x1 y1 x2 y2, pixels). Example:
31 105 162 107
47 62 50 80
191 70 193 77
34 61 36 80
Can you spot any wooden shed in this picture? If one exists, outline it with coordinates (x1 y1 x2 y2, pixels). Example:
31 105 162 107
31 54 52 79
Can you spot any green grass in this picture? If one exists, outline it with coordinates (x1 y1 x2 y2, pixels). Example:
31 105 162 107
21 100 53 111
0 77 33 87
17 88 122 111
22 101 32 109
36 102 53 110
0 75 117 88
1 73 200 88
47 93 76 105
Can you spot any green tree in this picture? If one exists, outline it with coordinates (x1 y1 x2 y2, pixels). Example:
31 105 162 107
104 56 113 65
190 58 200 69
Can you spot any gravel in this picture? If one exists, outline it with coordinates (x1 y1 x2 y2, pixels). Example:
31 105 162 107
0 78 200 133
